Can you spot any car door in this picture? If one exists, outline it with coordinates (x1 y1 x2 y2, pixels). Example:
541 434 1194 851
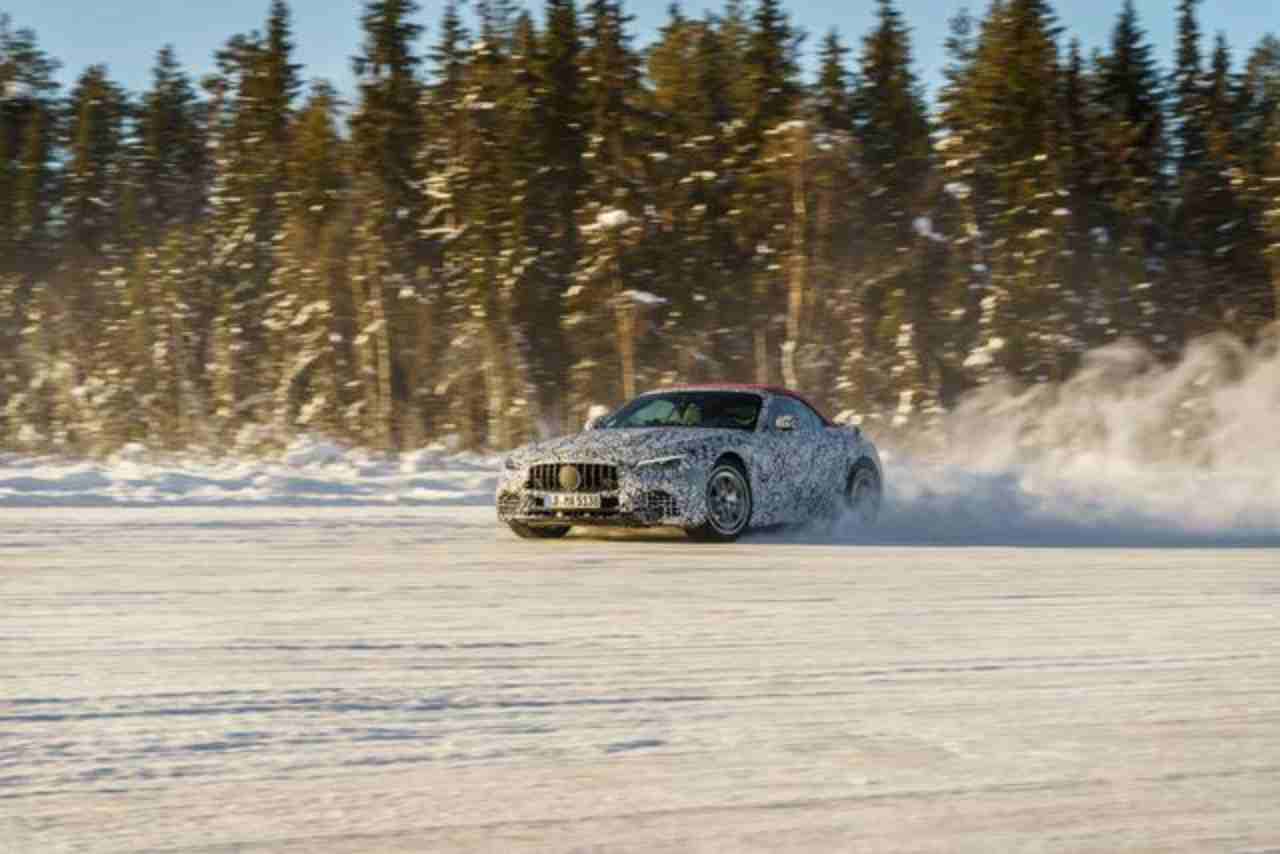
757 396 819 523
781 398 826 512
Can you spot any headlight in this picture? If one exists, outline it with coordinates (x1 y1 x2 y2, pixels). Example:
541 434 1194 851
635 455 688 471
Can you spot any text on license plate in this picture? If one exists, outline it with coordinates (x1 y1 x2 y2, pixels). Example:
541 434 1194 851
545 494 602 510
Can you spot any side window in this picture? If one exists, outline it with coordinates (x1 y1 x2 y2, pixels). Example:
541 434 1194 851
767 398 790 431
793 400 823 432
631 399 675 425
774 397 821 432
769 398 801 432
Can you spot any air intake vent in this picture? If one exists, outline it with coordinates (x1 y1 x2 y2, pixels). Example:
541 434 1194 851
643 490 680 519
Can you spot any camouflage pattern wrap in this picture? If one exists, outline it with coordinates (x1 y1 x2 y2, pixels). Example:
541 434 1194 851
496 389 882 534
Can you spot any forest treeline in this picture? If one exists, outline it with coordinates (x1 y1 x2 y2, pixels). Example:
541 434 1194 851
1 0 1278 454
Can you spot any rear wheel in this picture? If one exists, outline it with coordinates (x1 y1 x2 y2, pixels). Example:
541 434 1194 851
687 461 753 543
508 522 572 540
844 461 882 526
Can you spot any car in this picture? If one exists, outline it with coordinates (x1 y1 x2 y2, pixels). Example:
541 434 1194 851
496 384 884 542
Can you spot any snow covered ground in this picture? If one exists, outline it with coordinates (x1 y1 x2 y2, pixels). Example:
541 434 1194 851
3 506 1279 852
4 343 1280 853
0 440 500 508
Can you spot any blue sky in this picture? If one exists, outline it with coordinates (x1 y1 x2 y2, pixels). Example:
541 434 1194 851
4 0 1276 102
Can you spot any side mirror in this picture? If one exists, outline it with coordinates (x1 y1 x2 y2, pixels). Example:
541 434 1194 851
774 414 797 432
584 415 605 432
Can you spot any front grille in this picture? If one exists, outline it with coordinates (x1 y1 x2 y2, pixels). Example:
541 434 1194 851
642 490 680 519
528 463 619 494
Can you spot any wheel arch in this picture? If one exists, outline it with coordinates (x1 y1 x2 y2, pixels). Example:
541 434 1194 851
713 451 750 480
851 453 879 474
848 453 883 491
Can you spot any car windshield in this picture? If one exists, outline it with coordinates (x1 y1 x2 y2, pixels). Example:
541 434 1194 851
602 392 763 431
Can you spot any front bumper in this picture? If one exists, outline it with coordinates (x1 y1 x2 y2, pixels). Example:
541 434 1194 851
497 489 685 528
496 465 699 529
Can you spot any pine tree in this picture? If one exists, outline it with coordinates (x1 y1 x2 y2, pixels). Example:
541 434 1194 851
429 0 469 103
203 2 302 440
352 0 423 243
940 5 976 106
456 33 522 449
63 66 129 260
0 16 61 448
742 0 800 142
1198 34 1272 333
1087 1 1168 349
136 46 206 239
418 0 471 444
934 7 990 393
1172 0 1206 177
811 29 870 417
51 64 132 449
816 30 852 134
856 0 929 231
1167 0 1212 344
947 0 1072 383
855 0 935 413
1239 36 1280 178
569 0 647 411
1240 36 1280 324
122 223 212 449
0 16 59 276
648 13 751 386
496 9 586 441
509 9 551 403
267 81 349 438
643 11 733 385
349 0 424 448
524 0 587 431
733 0 802 384
1058 38 1100 359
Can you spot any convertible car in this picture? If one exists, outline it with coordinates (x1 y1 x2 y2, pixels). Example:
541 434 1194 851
496 385 883 542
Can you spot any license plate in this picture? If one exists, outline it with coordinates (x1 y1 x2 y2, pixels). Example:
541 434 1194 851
545 493 602 510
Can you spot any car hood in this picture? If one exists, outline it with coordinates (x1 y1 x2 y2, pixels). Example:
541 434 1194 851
509 428 746 466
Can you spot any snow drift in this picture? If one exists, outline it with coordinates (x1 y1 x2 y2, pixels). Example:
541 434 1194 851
0 440 500 507
856 329 1280 546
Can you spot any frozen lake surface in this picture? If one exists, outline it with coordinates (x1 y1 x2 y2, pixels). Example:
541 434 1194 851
3 507 1279 852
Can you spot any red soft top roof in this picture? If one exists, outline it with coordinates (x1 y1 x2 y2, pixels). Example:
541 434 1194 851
644 383 832 425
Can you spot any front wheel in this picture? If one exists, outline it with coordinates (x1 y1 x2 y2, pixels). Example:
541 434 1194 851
508 522 572 540
687 462 753 543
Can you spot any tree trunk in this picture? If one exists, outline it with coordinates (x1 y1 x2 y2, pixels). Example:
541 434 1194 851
483 323 511 450
368 283 395 450
610 239 637 401
482 253 512 451
400 283 434 449
783 127 809 391
616 299 637 401
753 274 771 386
351 231 396 451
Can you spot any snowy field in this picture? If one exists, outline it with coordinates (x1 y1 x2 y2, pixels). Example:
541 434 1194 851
5 339 1280 854
3 503 1279 853
0 441 502 509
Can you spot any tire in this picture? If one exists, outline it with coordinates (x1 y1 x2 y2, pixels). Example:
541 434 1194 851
844 461 883 527
508 522 572 540
687 460 753 543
